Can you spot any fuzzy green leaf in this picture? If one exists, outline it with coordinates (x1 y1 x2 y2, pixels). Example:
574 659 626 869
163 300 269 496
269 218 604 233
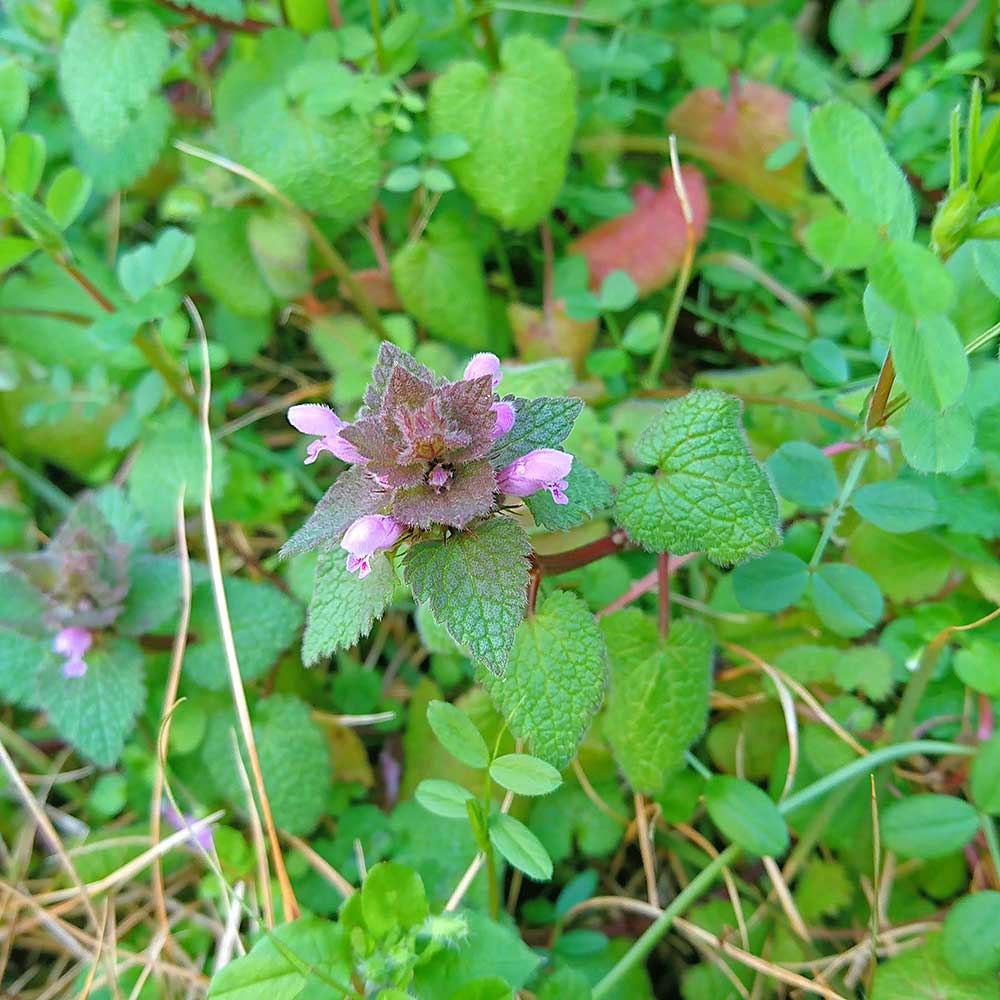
489 396 584 469
186 577 304 689
898 401 975 474
193 208 273 318
869 241 955 319
301 549 394 665
280 467 386 558
481 590 606 767
602 612 713 794
890 314 969 412
36 637 145 768
203 695 331 836
615 390 780 564
390 216 491 350
806 101 914 239
428 35 577 229
404 517 532 675
58 3 168 150
0 628 53 707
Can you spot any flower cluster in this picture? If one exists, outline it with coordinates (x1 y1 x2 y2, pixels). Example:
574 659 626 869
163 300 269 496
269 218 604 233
288 346 574 578
3 495 130 680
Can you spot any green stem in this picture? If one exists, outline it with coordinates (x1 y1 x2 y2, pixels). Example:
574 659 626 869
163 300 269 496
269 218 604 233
592 739 974 997
892 640 949 743
477 8 501 68
369 0 386 71
808 448 870 569
902 0 926 61
683 750 712 781
0 446 73 513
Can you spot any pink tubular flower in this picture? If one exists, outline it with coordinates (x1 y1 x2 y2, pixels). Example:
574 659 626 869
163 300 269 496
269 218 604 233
53 626 91 679
497 449 573 505
491 401 515 439
464 352 502 387
341 514 404 579
288 404 365 465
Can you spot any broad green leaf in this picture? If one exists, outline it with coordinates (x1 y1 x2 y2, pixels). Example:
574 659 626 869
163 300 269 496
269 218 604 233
489 754 562 796
415 778 477 819
194 208 273 318
362 862 428 937
412 910 542 998
427 699 490 769
230 90 380 224
404 517 532 675
0 628 53 707
301 549 394 666
489 813 553 880
602 612 713 795
851 480 938 533
898 400 975 474
942 892 1000 978
868 241 955 318
809 562 884 637
971 734 1000 814
58 3 168 149
871 936 1000 1000
247 207 310 300
806 101 914 239
206 917 351 999
203 695 330 836
185 577 303 689
524 459 613 531
44 167 92 230
803 209 880 270
391 216 491 350
881 794 979 858
846 524 951 603
481 590 606 767
36 637 145 768
890 314 968 412
428 35 577 229
116 553 181 635
731 551 810 613
0 237 36 274
974 240 1000 298
803 338 849 386
703 775 789 857
766 441 838 510
954 641 1000 697
488 396 583 469
128 407 224 536
0 60 28 134
4 132 45 197
280 467 385 558
72 95 173 195
448 978 513 1000
615 390 781 564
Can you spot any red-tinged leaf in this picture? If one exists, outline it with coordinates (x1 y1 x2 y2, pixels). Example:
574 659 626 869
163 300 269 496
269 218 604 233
668 80 806 210
345 268 402 311
570 166 709 295
508 300 598 374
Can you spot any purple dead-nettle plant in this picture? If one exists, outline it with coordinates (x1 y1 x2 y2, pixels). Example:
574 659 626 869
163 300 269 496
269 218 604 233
3 496 131 679
285 344 592 674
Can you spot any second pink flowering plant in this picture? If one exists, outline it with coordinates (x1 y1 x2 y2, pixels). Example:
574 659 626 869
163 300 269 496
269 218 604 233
284 343 594 674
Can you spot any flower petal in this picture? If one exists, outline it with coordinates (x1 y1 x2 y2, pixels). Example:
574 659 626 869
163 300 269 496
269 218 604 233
287 403 345 437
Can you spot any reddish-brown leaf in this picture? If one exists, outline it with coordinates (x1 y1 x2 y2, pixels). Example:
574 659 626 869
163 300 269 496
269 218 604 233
508 300 598 374
570 166 709 294
668 80 806 210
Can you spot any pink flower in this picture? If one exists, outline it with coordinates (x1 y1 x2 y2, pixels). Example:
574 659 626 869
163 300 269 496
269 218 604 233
288 404 364 465
162 802 215 852
497 449 573 505
428 464 453 490
464 352 502 387
341 514 404 578
53 626 91 679
491 401 515 440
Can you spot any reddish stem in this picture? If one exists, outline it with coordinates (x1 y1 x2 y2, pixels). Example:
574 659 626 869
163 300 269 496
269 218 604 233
526 565 541 618
534 530 630 576
154 0 269 32
596 553 699 619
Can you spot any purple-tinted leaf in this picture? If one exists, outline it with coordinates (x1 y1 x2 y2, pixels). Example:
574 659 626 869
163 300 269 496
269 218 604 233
392 459 498 530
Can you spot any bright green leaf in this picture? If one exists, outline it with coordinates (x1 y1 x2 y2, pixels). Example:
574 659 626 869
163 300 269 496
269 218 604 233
809 562 884 637
766 441 838 510
489 754 563 796
869 241 955 318
489 813 553 881
880 794 979 859
731 551 810 613
851 480 939 533
415 778 477 819
481 590 606 768
704 775 789 857
615 390 781 564
427 699 490 769
890 314 969 412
